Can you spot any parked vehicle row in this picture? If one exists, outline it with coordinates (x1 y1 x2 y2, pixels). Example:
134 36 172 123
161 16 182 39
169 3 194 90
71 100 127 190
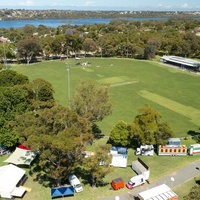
136 138 200 156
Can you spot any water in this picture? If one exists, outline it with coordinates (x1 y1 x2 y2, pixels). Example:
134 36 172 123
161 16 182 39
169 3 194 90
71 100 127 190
0 17 168 28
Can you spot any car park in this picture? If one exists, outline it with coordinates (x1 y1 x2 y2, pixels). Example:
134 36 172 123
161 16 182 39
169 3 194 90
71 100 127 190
68 174 83 193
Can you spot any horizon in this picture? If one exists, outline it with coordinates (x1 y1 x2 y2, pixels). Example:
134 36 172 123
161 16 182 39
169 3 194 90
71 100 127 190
0 0 200 12
0 6 200 12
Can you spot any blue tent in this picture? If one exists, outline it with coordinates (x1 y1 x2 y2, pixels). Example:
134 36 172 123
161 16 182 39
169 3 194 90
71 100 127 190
51 186 74 199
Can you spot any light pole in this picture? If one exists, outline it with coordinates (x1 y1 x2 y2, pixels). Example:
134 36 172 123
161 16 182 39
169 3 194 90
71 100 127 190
170 177 175 188
3 41 7 69
126 28 129 58
66 63 70 106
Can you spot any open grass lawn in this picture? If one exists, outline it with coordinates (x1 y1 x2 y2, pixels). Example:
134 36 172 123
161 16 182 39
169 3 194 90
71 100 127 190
12 58 200 137
5 58 200 199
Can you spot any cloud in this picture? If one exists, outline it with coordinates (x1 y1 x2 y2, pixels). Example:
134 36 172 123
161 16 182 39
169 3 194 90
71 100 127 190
85 1 96 6
157 4 173 9
19 0 33 6
181 3 188 8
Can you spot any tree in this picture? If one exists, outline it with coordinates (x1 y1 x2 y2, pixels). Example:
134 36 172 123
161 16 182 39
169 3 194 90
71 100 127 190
83 144 113 187
17 38 42 64
0 70 29 87
108 121 131 146
71 81 112 131
0 87 32 146
30 78 55 110
9 105 93 185
184 184 200 200
144 38 161 60
130 105 174 145
50 34 66 57
83 38 97 57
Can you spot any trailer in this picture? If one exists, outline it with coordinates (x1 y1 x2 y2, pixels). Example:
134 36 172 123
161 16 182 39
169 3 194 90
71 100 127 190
110 147 128 168
111 177 124 190
132 158 150 181
158 145 187 156
135 145 154 156
188 144 200 156
126 174 145 189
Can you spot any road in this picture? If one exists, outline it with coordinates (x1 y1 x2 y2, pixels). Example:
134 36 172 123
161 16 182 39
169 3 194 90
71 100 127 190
98 159 200 200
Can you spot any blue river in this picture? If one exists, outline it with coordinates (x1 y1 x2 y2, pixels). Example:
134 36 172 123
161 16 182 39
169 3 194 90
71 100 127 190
0 17 168 28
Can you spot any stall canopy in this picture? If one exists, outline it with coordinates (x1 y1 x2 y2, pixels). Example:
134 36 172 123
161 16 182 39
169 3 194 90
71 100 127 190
4 147 37 166
18 144 31 150
51 186 74 199
0 164 26 199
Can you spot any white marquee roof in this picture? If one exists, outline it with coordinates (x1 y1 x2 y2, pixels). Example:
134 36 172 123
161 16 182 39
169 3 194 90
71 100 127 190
0 164 26 199
4 147 37 166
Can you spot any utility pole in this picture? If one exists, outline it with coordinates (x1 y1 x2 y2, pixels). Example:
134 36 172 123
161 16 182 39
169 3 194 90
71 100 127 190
126 28 129 58
3 41 7 69
66 63 70 106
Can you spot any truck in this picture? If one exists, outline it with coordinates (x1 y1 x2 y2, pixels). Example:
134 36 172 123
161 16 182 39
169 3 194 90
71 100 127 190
135 145 154 156
138 184 178 200
126 174 145 189
158 145 187 156
111 177 124 190
188 144 200 156
132 158 150 181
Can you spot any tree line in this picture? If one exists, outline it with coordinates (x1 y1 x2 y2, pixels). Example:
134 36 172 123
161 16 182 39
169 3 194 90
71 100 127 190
1 18 200 65
1 9 199 20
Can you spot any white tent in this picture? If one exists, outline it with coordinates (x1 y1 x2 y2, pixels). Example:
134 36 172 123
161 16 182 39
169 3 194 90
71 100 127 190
0 164 26 199
4 147 37 166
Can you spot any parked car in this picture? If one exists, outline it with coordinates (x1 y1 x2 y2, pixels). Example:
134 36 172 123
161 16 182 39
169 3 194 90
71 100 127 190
0 148 10 156
68 174 83 193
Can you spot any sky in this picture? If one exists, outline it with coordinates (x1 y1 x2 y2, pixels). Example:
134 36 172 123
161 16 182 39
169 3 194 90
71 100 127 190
0 0 200 11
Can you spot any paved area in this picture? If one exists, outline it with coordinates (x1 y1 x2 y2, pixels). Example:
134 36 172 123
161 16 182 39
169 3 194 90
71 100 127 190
98 159 200 200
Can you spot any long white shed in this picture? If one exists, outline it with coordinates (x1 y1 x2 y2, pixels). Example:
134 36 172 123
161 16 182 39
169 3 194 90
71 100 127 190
138 184 178 200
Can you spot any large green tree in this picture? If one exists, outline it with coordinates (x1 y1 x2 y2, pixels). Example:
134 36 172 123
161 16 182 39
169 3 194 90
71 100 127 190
108 121 131 146
130 105 174 145
0 87 31 146
10 105 93 185
71 81 112 136
0 70 29 87
17 38 42 64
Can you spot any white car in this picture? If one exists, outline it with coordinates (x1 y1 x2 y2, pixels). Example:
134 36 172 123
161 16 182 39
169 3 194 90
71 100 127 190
68 174 83 193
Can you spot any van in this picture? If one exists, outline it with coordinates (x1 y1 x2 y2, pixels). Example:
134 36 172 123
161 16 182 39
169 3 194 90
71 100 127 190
126 174 145 189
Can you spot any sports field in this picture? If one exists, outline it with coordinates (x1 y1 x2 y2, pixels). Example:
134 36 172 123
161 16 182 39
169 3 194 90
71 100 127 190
2 59 200 200
12 58 200 137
